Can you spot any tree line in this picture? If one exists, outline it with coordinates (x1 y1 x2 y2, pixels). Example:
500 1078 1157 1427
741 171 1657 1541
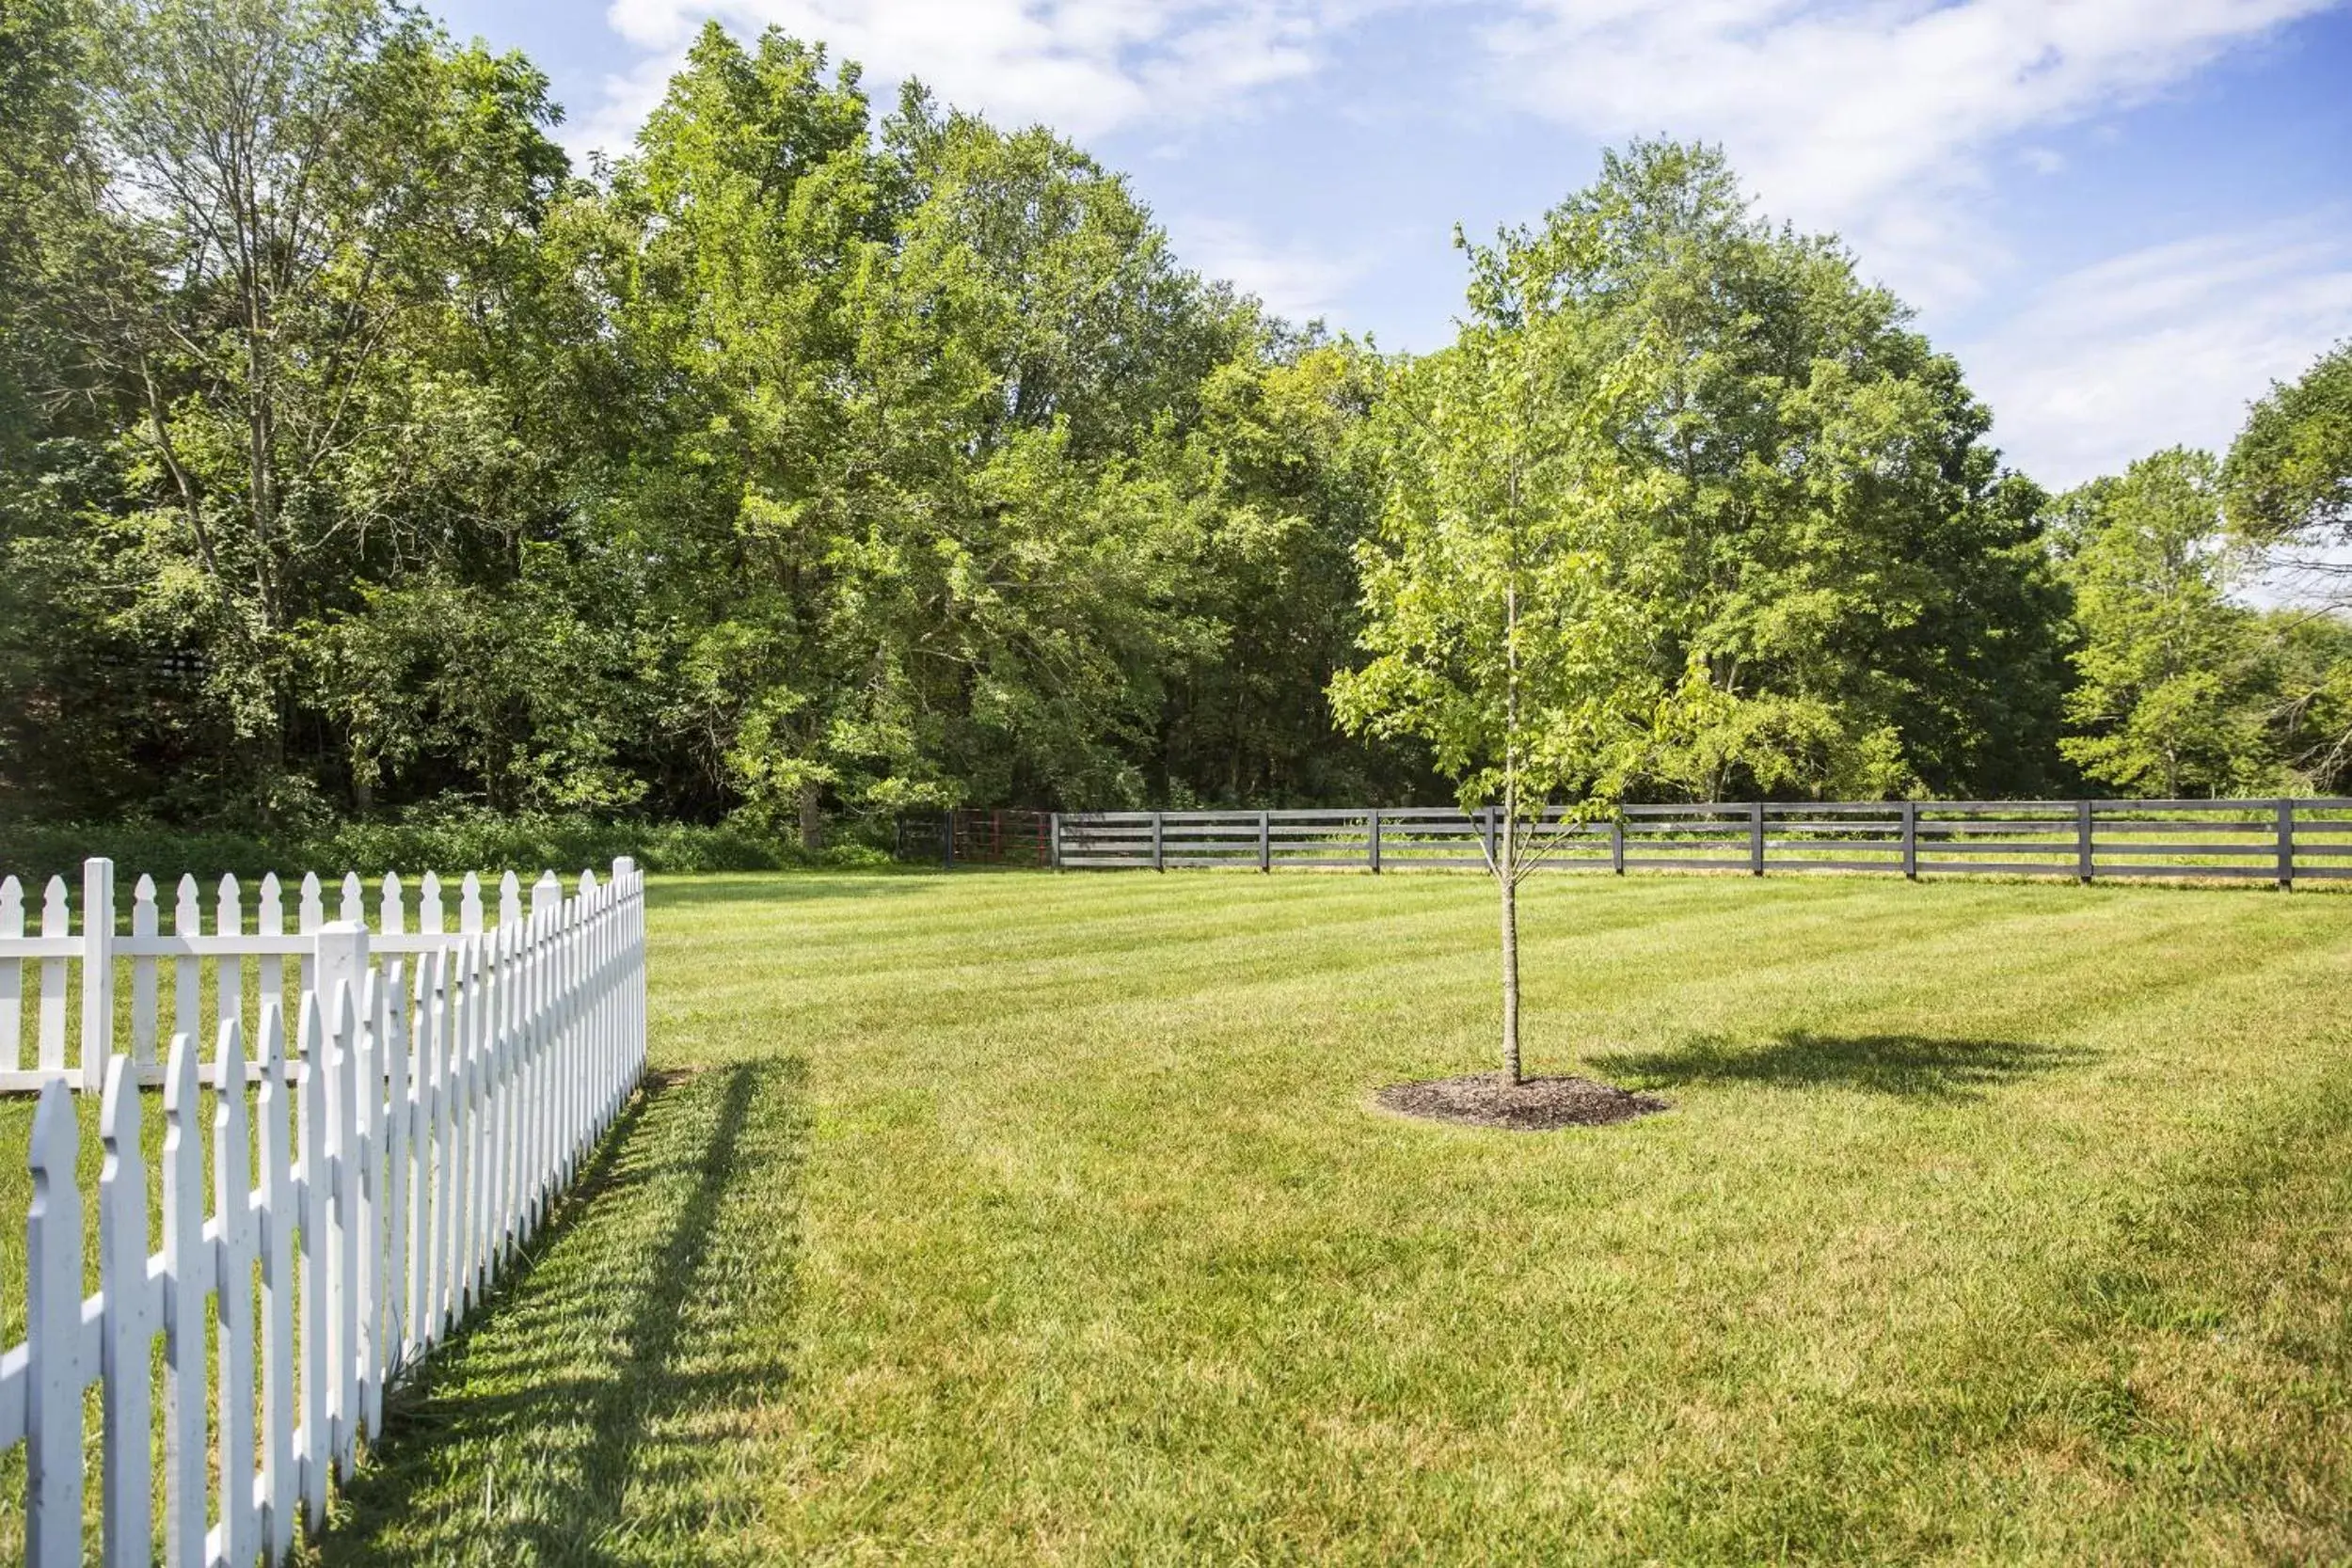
3 0 2348 847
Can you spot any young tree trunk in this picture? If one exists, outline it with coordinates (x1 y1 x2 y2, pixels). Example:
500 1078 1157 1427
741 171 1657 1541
798 781 824 850
1500 851 1522 1085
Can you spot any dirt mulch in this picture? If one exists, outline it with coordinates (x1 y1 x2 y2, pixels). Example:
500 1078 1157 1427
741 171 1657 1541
1374 1072 1668 1132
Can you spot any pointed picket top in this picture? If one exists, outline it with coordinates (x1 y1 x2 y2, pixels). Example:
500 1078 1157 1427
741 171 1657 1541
299 872 324 933
532 869 562 921
578 869 598 898
379 873 405 936
499 872 521 928
340 872 364 927
41 874 68 932
215 873 243 937
421 871 445 935
174 873 202 935
460 873 484 934
0 874 20 927
258 871 283 928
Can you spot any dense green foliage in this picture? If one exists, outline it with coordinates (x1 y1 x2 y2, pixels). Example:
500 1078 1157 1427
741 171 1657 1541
5 0 2351 844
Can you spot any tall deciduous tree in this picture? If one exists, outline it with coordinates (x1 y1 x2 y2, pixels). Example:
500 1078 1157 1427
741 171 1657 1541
2227 340 2352 556
2056 449 2272 797
1332 224 1674 1084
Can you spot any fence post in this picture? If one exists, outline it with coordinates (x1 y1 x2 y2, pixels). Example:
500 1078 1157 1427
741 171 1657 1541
1259 810 1271 873
2277 798 2295 891
2076 800 2093 883
942 812 955 871
314 921 370 1059
1049 812 1061 870
1612 817 1626 875
1369 808 1382 874
1749 801 1765 877
80 857 113 1092
1901 801 1918 880
1484 806 1499 869
1152 812 1165 872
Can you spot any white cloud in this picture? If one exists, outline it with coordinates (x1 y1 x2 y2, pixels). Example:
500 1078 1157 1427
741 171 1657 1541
1963 219 2352 487
583 0 1353 153
1168 215 1370 324
1478 0 2335 305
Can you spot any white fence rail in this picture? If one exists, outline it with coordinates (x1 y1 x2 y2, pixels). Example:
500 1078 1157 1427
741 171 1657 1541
0 858 646 1564
1051 800 2352 887
0 859 571 1096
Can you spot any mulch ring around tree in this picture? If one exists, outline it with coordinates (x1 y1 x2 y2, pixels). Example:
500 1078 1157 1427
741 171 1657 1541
1375 1072 1668 1132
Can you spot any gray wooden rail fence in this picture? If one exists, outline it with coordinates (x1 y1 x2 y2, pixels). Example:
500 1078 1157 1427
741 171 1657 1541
1042 800 2352 887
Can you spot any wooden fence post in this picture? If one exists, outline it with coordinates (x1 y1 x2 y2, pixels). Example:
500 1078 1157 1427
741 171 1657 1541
1484 806 1498 869
1369 808 1382 874
1259 811 1271 873
2277 798 2295 891
79 858 112 1092
1152 812 1165 872
1049 812 1061 870
1749 801 1765 877
2077 800 2094 883
1612 818 1626 875
1901 801 1918 880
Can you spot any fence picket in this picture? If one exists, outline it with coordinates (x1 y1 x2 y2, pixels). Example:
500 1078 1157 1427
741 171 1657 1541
98 1054 151 1568
216 875 245 1047
172 877 201 1057
295 989 329 1530
255 1001 296 1561
161 1033 207 1568
37 877 67 1074
355 968 386 1443
260 873 286 1037
25 1081 84 1568
132 875 159 1067
0 878 20 1071
213 1019 259 1565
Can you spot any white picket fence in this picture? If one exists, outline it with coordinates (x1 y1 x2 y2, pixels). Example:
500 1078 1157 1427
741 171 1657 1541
0 858 597 1095
0 858 647 1564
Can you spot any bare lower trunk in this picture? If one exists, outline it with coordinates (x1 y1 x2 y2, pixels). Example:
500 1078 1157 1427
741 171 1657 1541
1500 863 1521 1085
798 782 824 850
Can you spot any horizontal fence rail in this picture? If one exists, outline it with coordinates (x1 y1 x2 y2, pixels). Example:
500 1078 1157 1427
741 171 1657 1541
0 861 562 1096
1 858 647 1564
1046 800 2352 887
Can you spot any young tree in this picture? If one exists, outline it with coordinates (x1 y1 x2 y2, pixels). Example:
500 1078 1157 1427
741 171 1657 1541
1331 225 1673 1084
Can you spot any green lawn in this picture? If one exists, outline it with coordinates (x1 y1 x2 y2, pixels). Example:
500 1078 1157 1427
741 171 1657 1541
10 869 2352 1562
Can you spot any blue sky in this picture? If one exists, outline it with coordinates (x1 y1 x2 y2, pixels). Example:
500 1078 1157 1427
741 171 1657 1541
436 0 2351 491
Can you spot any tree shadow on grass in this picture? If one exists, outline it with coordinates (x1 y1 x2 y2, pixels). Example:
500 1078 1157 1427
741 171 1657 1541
1591 1031 2094 1101
315 1055 807 1565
